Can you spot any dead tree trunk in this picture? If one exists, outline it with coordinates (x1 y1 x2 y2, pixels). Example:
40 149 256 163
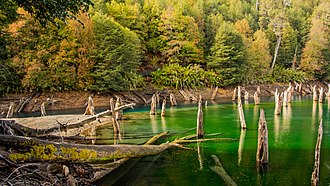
238 100 247 129
244 91 249 101
237 86 241 103
169 93 177 106
311 120 323 186
6 102 15 118
318 87 323 103
283 90 288 107
149 94 157 115
274 89 283 115
179 90 190 101
256 109 268 165
84 96 95 116
271 35 282 71
210 155 237 186
232 87 237 101
327 84 330 97
115 98 122 120
161 99 166 116
254 92 260 105
211 86 218 100
196 95 204 138
299 83 302 94
110 98 120 135
40 102 47 117
313 86 318 102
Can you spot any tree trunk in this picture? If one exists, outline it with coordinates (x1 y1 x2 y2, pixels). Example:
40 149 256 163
254 92 260 105
256 109 268 165
169 93 177 106
41 102 47 117
238 100 247 129
237 86 241 103
232 87 237 101
311 120 323 186
6 102 15 118
271 35 282 71
149 94 157 115
196 95 204 138
244 91 249 101
211 86 218 100
318 87 323 103
110 98 120 135
161 99 166 116
313 86 318 102
283 90 288 107
274 89 282 115
84 96 95 116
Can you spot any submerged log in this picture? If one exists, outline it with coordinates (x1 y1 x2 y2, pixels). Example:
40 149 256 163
6 102 15 118
254 91 260 105
318 87 323 103
84 96 95 116
238 100 247 129
256 109 268 165
210 155 237 186
161 99 166 116
232 87 237 101
313 86 318 102
40 102 47 117
169 93 177 106
149 94 157 115
311 120 323 186
197 95 204 138
211 86 218 100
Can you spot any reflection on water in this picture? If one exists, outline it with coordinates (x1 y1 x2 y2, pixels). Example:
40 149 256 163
312 101 317 129
274 114 280 145
197 141 203 170
161 116 167 132
238 129 246 165
150 115 158 133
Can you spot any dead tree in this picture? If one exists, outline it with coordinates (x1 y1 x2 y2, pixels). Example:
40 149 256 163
327 84 330 97
115 98 122 120
110 98 121 136
274 89 283 115
318 87 323 103
149 94 157 115
238 100 247 129
232 87 237 101
311 120 323 186
211 86 218 100
237 86 241 103
313 86 318 102
41 102 47 117
84 96 95 116
210 155 237 186
244 91 249 101
256 109 268 165
283 90 288 107
196 95 204 138
6 102 15 118
161 99 166 116
169 93 177 106
254 92 260 105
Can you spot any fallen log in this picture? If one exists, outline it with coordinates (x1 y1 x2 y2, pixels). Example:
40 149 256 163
131 91 147 104
16 94 35 113
210 155 237 186
311 120 323 186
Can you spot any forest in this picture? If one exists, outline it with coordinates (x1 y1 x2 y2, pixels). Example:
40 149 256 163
0 0 329 94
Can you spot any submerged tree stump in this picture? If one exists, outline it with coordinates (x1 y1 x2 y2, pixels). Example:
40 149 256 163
211 86 218 100
40 102 47 117
197 95 204 138
318 87 323 103
237 86 241 103
169 93 177 106
84 96 95 116
256 109 268 165
254 91 260 105
283 90 288 107
313 86 318 102
232 87 237 101
274 89 282 115
311 120 323 186
150 94 157 115
244 91 249 100
210 155 237 186
238 100 247 129
161 99 166 116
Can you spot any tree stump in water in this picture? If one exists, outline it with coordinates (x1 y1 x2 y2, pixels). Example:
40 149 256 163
196 95 204 138
237 86 241 103
254 91 260 105
313 86 318 102
115 98 122 120
41 102 47 117
84 96 95 116
232 87 237 101
256 109 268 166
238 100 246 129
274 89 282 115
311 120 323 186
318 87 323 103
244 91 249 101
327 84 330 97
283 90 288 107
169 93 177 106
110 98 120 135
150 94 157 115
161 99 166 116
6 102 15 118
211 86 218 100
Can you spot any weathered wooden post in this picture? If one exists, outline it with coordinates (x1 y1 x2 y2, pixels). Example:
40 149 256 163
110 98 120 135
256 109 268 165
150 94 157 115
197 95 204 138
274 89 283 115
313 86 318 102
161 99 166 116
318 87 323 103
84 96 95 115
6 102 15 118
211 86 218 100
40 102 47 117
254 91 260 105
232 87 237 101
238 100 247 129
311 120 323 186
169 93 177 106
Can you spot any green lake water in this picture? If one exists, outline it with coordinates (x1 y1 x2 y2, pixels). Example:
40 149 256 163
96 95 330 186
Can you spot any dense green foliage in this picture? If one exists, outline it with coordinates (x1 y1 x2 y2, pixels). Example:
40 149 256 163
0 0 329 93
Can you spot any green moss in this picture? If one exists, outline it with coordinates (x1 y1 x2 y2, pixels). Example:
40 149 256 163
60 147 97 160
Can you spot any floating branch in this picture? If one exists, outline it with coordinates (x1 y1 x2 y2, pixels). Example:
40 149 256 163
211 86 218 100
84 96 95 116
311 120 323 186
256 109 268 165
197 95 204 138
